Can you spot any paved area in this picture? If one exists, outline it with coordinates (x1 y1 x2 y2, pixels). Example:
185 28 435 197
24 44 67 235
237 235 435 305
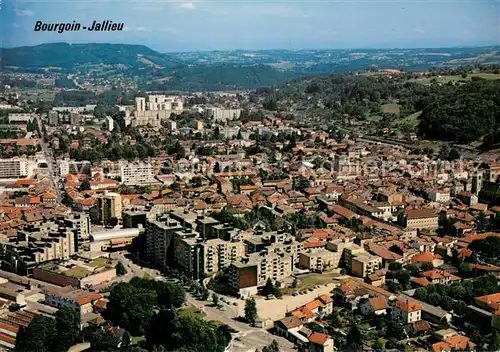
234 282 339 321
186 294 295 352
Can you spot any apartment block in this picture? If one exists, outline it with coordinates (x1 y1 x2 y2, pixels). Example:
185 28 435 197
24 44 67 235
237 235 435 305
120 162 156 186
97 192 122 225
0 157 36 179
200 238 244 276
351 253 383 278
205 107 242 122
299 249 337 272
228 250 293 296
145 214 183 271
173 228 204 280
0 221 77 275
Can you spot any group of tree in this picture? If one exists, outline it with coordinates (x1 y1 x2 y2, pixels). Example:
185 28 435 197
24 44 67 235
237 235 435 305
105 277 186 336
262 278 283 298
413 273 498 314
15 308 81 352
145 309 235 352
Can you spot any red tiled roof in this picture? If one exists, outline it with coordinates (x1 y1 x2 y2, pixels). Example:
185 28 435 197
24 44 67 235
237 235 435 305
309 332 330 345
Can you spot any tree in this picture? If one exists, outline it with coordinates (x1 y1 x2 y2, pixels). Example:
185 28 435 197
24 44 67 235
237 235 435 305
212 293 219 307
105 282 157 336
244 298 257 325
395 269 411 289
420 262 434 271
414 287 428 302
491 330 500 351
428 292 442 306
82 323 119 351
15 315 57 352
263 278 274 296
54 307 81 352
146 309 232 352
122 331 131 348
262 340 280 352
108 217 119 227
116 262 127 276
346 325 362 349
448 148 461 161
79 178 91 191
388 262 403 271
438 145 450 161
372 338 385 351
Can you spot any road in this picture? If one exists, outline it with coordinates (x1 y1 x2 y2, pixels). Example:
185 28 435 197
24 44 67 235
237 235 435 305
110 252 160 278
35 115 63 203
186 294 296 352
103 255 295 351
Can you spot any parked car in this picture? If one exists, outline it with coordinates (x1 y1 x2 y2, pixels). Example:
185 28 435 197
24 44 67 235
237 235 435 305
266 295 276 300
292 292 298 296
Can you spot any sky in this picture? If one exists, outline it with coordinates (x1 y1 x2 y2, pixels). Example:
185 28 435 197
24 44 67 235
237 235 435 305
2 0 500 52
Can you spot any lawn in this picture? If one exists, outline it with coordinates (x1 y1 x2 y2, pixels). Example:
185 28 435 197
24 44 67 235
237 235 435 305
89 257 109 267
367 115 383 122
131 336 145 345
178 304 207 318
382 103 401 115
63 266 91 278
286 271 342 293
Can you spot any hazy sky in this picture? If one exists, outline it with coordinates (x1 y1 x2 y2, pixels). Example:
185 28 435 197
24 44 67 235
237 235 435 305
3 0 500 52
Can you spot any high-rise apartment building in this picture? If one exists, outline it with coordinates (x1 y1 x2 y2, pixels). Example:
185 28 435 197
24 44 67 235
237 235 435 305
120 162 156 186
0 157 36 179
97 192 122 225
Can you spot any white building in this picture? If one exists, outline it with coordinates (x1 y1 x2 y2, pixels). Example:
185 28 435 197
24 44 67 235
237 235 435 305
105 116 115 131
0 157 37 179
128 95 184 127
205 107 242 122
391 299 422 324
8 113 33 123
120 161 156 185
428 189 450 203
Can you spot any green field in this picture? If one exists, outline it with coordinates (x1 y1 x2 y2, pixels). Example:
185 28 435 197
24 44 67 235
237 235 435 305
392 110 422 129
179 304 207 318
410 73 500 85
131 336 145 345
367 115 383 122
286 271 342 293
381 103 401 115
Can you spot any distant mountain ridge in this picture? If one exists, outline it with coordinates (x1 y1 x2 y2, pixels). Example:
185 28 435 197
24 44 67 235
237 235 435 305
2 42 500 91
1 42 179 69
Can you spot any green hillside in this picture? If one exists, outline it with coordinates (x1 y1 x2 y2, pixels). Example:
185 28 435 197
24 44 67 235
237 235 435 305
1 42 179 70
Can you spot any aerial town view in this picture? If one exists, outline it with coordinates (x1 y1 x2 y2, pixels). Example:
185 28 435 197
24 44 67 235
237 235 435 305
1 1 500 351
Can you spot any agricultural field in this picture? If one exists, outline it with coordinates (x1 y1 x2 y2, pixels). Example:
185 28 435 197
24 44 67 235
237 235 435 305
381 103 401 115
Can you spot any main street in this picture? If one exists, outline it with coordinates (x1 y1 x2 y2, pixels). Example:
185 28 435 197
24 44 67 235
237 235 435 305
35 115 63 203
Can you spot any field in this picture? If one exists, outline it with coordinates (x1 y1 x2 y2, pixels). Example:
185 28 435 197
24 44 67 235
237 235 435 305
410 73 500 85
179 304 207 318
63 266 90 278
392 110 422 129
286 271 343 293
131 336 145 345
381 103 401 115
367 115 383 122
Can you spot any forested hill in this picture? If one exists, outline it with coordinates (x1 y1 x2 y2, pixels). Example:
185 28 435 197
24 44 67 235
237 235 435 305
250 67 500 146
1 43 182 70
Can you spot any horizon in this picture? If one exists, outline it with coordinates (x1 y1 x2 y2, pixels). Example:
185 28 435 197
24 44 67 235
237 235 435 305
3 0 499 52
3 41 500 54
